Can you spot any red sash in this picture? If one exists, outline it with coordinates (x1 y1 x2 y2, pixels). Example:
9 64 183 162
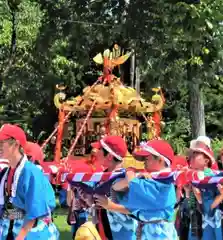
96 168 123 240
7 168 16 196
97 209 107 240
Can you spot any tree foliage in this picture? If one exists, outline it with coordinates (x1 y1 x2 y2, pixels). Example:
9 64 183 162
0 0 222 152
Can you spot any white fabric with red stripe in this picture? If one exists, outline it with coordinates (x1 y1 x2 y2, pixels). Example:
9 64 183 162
100 139 123 161
140 142 171 166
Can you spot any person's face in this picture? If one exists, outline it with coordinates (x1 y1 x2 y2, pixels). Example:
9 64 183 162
103 153 116 170
144 154 164 172
92 149 103 166
135 154 164 172
190 152 209 170
95 149 110 168
0 139 18 161
99 149 120 170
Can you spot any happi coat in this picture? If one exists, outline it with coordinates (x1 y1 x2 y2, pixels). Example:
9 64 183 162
95 169 137 240
118 177 178 240
188 168 222 240
0 155 59 240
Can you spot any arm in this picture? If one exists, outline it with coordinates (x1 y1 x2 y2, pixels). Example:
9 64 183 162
211 184 223 209
112 179 129 191
19 170 56 238
67 184 74 207
94 194 130 214
192 186 202 204
106 201 130 214
112 170 136 191
16 220 36 240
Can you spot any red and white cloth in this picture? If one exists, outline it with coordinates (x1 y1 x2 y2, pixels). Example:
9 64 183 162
91 136 128 161
66 168 204 184
133 140 174 167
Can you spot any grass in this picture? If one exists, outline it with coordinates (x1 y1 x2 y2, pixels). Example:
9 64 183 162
53 206 72 239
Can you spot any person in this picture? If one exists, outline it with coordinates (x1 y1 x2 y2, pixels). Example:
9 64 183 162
92 136 137 240
67 183 90 238
95 139 178 240
0 124 59 240
171 155 190 240
190 136 219 170
66 146 105 239
187 140 222 240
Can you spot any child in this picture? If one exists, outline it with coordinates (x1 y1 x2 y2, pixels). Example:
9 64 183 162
95 139 178 240
0 124 59 240
92 136 137 240
188 140 222 240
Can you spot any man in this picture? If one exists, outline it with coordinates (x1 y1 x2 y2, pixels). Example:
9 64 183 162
0 124 59 240
96 140 178 240
92 135 137 240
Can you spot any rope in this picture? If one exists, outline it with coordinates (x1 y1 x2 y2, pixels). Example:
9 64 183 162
41 79 100 150
66 100 97 158
41 111 72 149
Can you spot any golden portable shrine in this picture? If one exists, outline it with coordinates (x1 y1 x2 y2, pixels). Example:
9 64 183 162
41 44 165 170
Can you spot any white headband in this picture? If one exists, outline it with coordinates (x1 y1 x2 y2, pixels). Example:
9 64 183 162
100 139 123 161
140 142 171 166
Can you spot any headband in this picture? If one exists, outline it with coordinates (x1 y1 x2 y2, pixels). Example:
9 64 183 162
140 142 171 166
100 139 123 161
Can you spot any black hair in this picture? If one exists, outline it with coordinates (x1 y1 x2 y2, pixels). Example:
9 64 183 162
102 148 121 163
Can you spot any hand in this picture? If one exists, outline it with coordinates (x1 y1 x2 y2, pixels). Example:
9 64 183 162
94 194 112 209
211 184 223 209
192 186 202 204
176 186 183 201
126 170 136 182
183 184 191 198
16 237 24 240
16 232 25 240
217 184 223 194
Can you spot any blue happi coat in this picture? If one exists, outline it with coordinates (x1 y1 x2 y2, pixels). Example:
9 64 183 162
94 169 137 240
0 156 59 240
118 177 178 240
106 190 137 240
189 169 222 240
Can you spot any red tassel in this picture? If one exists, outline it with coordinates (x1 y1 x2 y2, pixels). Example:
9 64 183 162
97 209 107 240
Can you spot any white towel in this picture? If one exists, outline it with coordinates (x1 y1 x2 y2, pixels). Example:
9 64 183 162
0 155 27 205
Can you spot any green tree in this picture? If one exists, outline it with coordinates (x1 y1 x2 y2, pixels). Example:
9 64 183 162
123 0 223 139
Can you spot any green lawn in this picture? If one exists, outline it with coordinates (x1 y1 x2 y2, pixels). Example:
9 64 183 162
53 207 72 239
